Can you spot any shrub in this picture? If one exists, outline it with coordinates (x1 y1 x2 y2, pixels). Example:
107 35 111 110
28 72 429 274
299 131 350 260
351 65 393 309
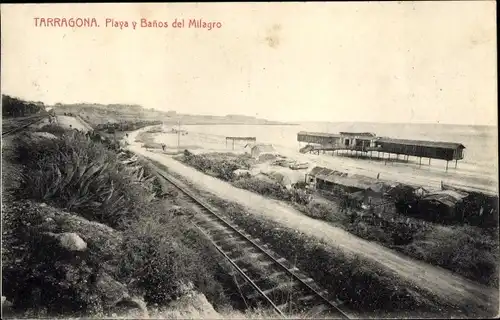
232 177 291 201
400 225 499 286
180 152 242 182
2 94 45 117
37 124 68 137
116 208 228 307
12 131 151 228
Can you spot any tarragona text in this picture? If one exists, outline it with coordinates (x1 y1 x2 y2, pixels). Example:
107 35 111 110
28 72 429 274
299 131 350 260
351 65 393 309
33 18 223 30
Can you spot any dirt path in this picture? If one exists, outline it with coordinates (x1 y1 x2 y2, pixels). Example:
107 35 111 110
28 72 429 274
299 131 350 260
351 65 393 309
126 129 498 314
55 115 92 132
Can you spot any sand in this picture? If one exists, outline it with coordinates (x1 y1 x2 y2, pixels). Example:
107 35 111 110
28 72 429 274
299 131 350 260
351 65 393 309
126 127 498 313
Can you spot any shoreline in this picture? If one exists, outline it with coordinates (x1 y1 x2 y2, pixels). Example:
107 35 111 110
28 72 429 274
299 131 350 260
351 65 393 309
147 126 498 196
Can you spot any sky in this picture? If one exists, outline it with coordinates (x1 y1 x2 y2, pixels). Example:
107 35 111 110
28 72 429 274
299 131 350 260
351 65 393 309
1 2 497 125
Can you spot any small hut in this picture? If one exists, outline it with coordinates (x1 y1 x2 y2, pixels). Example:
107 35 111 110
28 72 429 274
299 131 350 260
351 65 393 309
250 144 277 160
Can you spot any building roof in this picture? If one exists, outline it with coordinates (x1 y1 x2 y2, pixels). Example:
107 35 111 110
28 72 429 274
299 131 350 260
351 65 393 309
377 137 465 150
350 190 388 205
316 174 375 190
297 131 466 150
297 131 341 138
226 136 256 141
308 166 346 177
339 132 376 137
421 190 469 207
310 166 393 191
251 144 276 153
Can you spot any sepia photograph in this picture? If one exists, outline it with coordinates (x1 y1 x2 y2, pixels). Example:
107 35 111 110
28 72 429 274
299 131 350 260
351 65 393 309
1 2 498 319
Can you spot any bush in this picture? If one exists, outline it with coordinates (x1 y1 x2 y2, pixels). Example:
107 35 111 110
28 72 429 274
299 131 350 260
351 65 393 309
116 208 228 307
37 124 68 137
2 94 45 117
181 152 242 182
400 225 499 287
232 177 291 201
12 131 151 228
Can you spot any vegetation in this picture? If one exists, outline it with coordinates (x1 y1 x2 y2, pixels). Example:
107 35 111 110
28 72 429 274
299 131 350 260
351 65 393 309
201 196 479 318
180 150 252 181
94 120 162 133
2 94 46 117
2 126 231 316
175 151 499 287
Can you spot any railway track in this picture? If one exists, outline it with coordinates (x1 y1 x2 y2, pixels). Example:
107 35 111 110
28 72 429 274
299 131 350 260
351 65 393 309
2 114 49 136
152 165 351 319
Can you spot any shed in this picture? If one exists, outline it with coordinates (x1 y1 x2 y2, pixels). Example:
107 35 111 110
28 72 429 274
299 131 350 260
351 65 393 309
417 190 469 222
315 171 377 193
250 144 277 159
265 171 293 189
349 189 395 214
305 166 346 185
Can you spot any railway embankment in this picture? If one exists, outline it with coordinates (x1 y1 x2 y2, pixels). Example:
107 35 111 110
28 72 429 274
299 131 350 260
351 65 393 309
1 123 250 318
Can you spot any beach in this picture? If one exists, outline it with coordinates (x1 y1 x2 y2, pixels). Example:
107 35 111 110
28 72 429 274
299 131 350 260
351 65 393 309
151 123 498 195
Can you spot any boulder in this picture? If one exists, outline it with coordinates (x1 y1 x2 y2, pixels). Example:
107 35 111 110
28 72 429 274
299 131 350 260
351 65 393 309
150 290 220 319
94 272 130 308
57 232 87 251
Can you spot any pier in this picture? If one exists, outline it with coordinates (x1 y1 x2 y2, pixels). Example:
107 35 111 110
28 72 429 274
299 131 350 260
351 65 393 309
297 131 466 172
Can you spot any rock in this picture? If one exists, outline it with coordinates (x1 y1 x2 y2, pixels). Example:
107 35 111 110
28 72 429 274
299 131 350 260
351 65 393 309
113 296 149 319
94 272 129 308
151 291 220 319
58 232 87 251
2 201 123 312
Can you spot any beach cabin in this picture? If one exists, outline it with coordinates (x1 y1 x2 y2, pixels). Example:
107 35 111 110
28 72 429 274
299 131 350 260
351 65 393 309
250 144 277 160
417 190 469 223
339 132 377 150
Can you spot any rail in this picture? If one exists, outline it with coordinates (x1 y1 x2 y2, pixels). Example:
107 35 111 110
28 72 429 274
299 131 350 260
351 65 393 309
152 166 350 319
2 114 48 136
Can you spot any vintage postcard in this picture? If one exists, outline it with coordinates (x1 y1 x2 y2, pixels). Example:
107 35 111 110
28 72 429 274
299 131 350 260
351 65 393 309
1 2 498 319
